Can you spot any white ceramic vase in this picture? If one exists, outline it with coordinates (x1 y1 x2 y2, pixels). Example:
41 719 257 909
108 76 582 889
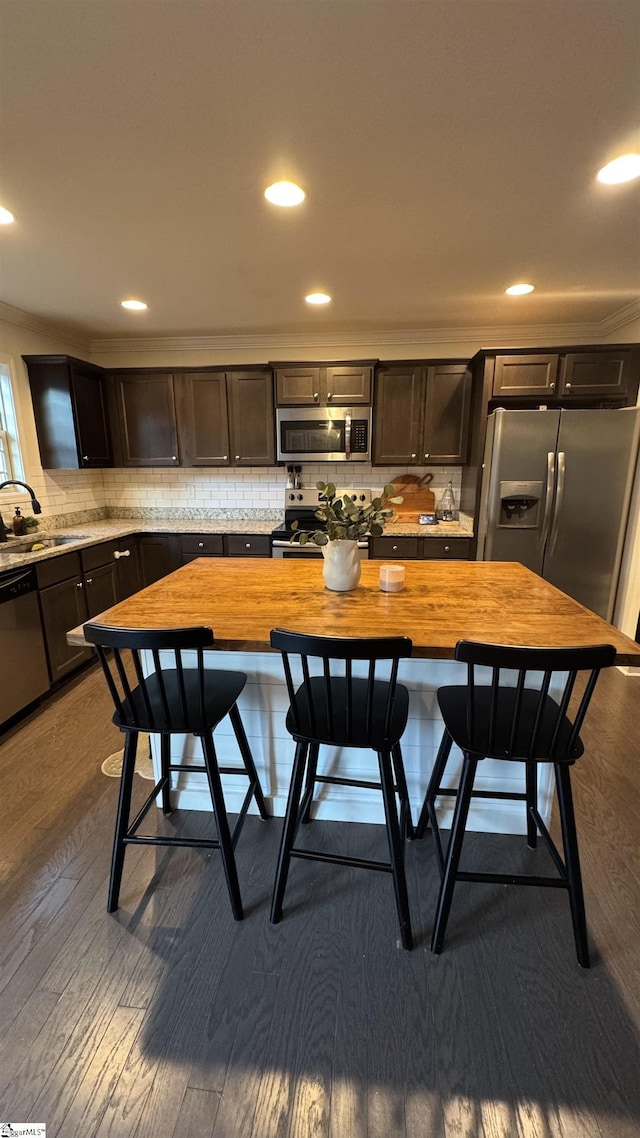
321 539 362 592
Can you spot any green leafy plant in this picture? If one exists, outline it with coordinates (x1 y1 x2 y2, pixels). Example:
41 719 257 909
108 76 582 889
23 515 39 530
291 481 402 546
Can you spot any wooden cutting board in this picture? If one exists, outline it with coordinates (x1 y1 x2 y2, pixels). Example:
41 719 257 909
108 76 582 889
390 474 436 518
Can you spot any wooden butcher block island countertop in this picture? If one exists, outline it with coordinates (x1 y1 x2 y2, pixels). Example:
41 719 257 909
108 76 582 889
68 558 640 665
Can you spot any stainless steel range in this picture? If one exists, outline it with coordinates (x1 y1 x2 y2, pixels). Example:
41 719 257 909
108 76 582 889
271 487 373 559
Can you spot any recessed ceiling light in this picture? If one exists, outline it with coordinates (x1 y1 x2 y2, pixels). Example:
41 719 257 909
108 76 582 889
305 292 331 305
120 299 148 311
264 181 306 207
0 206 15 224
596 154 640 184
505 283 535 296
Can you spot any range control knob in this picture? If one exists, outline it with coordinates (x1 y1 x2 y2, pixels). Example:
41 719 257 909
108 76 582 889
360 494 366 501
297 493 303 501
351 494 357 501
289 493 295 500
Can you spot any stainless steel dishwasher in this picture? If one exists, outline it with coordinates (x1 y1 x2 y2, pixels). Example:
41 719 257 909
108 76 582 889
0 565 50 725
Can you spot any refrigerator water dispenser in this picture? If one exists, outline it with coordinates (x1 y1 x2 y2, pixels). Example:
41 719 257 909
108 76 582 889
497 480 543 528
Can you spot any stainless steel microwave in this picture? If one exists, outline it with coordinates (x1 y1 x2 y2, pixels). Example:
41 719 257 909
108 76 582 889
276 406 372 463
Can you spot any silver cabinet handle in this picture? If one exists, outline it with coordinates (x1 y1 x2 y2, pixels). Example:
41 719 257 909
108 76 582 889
171 455 177 461
313 392 319 401
444 545 450 552
223 455 228 460
565 382 572 390
424 453 430 459
198 542 204 548
76 581 83 589
83 455 89 461
549 382 555 391
113 549 130 559
245 542 251 548
327 392 332 400
85 578 93 585
235 455 240 460
411 453 416 459
392 545 398 552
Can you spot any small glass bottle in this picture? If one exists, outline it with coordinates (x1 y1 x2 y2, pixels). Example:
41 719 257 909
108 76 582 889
439 481 456 522
12 507 26 536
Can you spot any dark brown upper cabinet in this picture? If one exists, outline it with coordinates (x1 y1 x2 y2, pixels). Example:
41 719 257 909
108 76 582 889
23 355 113 469
423 364 471 463
489 346 638 403
373 362 471 465
373 366 424 464
111 372 180 466
175 371 231 466
274 362 373 405
228 370 275 465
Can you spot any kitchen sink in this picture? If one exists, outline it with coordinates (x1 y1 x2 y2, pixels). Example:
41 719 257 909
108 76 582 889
1 534 88 555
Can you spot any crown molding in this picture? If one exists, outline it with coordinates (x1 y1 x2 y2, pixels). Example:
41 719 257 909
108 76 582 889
0 300 90 353
89 319 604 355
597 298 640 337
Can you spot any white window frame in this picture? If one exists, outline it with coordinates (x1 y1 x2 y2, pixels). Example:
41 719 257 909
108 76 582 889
0 359 25 485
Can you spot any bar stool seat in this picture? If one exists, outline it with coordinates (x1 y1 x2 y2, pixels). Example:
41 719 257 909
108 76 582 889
84 622 270 921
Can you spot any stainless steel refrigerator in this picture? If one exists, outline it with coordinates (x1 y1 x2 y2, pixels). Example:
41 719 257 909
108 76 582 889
477 407 640 620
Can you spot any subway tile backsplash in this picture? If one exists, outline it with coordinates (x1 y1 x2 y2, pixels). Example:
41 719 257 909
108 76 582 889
3 463 462 526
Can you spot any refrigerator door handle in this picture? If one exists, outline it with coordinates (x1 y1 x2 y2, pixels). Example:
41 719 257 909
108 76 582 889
548 451 565 557
538 451 556 554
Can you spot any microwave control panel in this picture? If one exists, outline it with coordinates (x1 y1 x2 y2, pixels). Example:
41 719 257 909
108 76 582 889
351 420 369 452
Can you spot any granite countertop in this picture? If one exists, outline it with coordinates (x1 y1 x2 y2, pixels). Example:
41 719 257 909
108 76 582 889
0 512 474 572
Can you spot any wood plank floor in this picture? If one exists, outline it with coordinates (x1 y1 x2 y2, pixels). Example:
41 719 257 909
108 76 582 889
0 663 639 1138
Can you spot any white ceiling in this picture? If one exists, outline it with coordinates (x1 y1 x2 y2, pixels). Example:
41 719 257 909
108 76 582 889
0 0 639 341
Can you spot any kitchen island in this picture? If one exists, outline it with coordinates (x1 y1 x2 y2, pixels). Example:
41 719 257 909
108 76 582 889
69 558 640 834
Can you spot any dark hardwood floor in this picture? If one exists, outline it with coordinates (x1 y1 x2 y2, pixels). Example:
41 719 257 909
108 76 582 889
0 663 639 1138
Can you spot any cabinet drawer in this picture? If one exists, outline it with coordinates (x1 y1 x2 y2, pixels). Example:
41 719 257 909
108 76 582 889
224 534 271 558
422 538 470 559
36 551 82 589
369 537 420 559
180 534 224 556
81 540 120 572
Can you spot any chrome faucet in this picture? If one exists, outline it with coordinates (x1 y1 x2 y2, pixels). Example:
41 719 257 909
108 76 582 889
0 480 42 542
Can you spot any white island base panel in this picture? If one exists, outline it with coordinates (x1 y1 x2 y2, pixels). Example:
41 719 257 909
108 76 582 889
144 650 559 836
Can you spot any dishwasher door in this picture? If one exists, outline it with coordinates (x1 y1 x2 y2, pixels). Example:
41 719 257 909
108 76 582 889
0 568 50 724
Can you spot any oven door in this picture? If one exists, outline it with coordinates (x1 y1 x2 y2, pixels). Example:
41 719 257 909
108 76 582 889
272 540 369 560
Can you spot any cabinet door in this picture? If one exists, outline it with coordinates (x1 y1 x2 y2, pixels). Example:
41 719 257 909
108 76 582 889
559 351 632 398
138 535 180 586
175 372 231 465
492 355 559 397
39 577 90 682
275 367 322 405
324 365 372 404
228 371 275 465
423 365 471 464
70 364 113 467
84 562 118 619
421 538 471 560
113 373 180 466
114 542 141 600
372 367 424 465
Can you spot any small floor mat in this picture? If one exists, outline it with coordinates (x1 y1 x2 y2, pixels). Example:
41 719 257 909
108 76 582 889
101 734 155 780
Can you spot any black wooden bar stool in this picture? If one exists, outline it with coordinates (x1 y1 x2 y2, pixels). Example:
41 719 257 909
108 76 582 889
415 640 616 966
269 628 415 949
84 622 269 920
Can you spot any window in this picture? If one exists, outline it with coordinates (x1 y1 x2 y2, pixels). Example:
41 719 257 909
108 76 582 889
0 361 24 484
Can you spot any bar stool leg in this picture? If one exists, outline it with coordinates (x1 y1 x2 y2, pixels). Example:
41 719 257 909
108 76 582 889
378 748 413 950
415 729 453 840
271 741 309 923
555 763 590 968
201 731 244 921
431 753 478 955
525 761 538 849
228 704 270 819
160 733 173 816
300 742 319 824
392 742 414 840
108 731 139 913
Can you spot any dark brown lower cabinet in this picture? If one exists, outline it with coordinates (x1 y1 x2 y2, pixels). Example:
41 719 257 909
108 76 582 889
139 535 180 586
83 562 118 618
370 536 471 560
223 534 271 557
113 541 141 600
39 576 91 682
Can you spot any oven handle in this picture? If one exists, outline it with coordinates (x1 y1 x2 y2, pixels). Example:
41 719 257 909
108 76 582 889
271 539 369 550
345 414 352 460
